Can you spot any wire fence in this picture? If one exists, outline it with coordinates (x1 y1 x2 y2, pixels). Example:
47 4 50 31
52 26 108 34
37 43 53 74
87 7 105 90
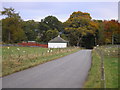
96 47 106 88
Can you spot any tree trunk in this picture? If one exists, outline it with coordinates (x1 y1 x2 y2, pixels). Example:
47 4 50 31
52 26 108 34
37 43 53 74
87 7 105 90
77 36 82 47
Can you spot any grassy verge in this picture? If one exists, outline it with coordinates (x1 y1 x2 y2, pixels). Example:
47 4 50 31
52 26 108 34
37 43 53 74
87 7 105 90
83 49 101 88
84 45 118 88
2 46 80 77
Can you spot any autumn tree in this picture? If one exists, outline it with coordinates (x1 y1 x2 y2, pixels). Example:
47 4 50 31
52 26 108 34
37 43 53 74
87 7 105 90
104 20 120 44
64 11 98 48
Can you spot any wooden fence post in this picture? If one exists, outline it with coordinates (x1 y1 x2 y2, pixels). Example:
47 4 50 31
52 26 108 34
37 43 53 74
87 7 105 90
100 48 106 88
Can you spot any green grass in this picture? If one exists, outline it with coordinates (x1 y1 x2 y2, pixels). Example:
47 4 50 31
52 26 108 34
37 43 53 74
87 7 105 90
84 49 101 88
104 56 118 88
2 46 80 77
84 45 119 88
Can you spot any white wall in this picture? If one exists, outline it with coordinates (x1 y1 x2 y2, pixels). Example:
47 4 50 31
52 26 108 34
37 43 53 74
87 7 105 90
48 43 67 48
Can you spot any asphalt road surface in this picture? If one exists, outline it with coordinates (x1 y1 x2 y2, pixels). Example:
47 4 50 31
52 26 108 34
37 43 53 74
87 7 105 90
2 50 92 88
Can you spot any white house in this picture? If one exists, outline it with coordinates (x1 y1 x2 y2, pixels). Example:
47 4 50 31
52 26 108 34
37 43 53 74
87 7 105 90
48 35 68 48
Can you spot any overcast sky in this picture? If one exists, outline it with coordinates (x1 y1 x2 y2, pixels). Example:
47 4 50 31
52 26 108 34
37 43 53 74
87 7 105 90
0 1 118 22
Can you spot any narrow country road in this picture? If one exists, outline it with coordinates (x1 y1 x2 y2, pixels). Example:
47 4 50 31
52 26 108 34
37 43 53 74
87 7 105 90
2 50 92 88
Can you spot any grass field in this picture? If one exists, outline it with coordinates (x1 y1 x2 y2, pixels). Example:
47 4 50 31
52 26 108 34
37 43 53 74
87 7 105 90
2 46 80 77
84 45 119 88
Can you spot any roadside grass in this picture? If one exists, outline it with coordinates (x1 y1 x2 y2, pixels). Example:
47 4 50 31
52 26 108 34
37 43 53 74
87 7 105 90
2 46 80 77
84 45 119 88
83 49 101 88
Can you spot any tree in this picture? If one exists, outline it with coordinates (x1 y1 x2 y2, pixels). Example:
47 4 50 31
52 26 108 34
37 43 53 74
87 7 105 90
64 11 98 48
93 19 120 45
104 20 120 44
69 11 92 20
42 16 63 32
1 7 26 43
22 20 39 41
45 29 59 42
1 8 20 18
38 16 63 33
96 20 106 45
38 16 63 43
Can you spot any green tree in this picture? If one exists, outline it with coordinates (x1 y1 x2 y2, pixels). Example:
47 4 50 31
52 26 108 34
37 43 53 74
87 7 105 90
42 16 63 32
1 7 26 43
1 8 20 18
38 16 63 43
94 20 106 45
44 29 59 42
22 20 39 41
